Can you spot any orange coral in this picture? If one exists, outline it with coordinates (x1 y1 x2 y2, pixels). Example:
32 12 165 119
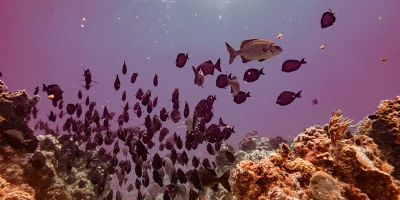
232 100 400 200
0 175 35 200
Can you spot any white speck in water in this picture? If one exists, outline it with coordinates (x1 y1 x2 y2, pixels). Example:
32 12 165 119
135 16 138 18
154 41 157 43
219 15 222 18
147 57 150 59
166 31 168 33
378 16 382 20
118 17 120 20
195 13 198 16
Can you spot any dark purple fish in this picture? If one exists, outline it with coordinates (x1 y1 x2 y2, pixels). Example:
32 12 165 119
276 90 302 106
184 101 190 118
34 86 39 95
207 143 216 155
321 9 336 28
243 68 265 82
66 103 78 115
78 90 82 99
177 168 187 183
175 52 189 68
42 83 64 102
136 88 144 100
216 73 229 89
114 74 121 91
122 61 127 75
122 91 126 101
233 90 251 104
153 74 158 87
195 58 221 76
153 96 158 108
0 72 2 77
170 108 181 123
131 71 138 84
171 88 179 104
281 58 307 73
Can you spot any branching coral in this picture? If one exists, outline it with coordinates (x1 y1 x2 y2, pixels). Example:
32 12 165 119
328 110 352 144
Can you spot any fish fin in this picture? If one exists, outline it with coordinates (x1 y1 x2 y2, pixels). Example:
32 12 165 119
213 58 221 72
259 59 266 62
259 68 265 75
218 170 231 192
211 184 218 192
300 58 307 64
295 90 302 98
192 66 198 75
240 39 258 49
225 42 238 64
186 52 189 60
240 56 251 63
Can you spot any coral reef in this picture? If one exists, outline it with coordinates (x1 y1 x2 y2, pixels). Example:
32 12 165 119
0 175 35 200
232 98 400 200
0 81 112 200
356 96 400 180
0 80 40 142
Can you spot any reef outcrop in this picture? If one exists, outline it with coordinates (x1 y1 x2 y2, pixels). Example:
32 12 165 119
232 97 400 200
0 80 112 200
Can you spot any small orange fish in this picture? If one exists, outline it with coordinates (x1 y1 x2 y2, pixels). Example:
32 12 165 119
48 94 55 99
277 33 282 39
381 58 387 61
320 45 325 49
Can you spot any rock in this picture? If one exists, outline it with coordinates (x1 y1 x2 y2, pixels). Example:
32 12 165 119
310 171 344 200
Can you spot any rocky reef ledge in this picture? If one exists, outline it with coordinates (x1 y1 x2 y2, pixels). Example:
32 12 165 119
0 80 112 200
231 97 400 200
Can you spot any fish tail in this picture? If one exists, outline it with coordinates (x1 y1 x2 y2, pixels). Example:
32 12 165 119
259 68 265 75
300 58 307 64
213 58 222 72
246 90 251 97
218 170 232 192
225 42 238 65
186 52 189 60
295 90 302 98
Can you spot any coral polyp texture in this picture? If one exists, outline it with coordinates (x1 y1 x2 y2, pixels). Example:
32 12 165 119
232 99 400 200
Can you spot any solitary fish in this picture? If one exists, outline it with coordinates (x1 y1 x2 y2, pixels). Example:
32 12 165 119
225 39 282 64
175 53 189 68
282 58 307 73
122 61 127 75
114 74 121 91
321 9 336 28
276 90 302 106
243 68 265 82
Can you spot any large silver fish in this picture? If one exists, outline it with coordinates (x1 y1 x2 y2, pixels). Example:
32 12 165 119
225 39 282 64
